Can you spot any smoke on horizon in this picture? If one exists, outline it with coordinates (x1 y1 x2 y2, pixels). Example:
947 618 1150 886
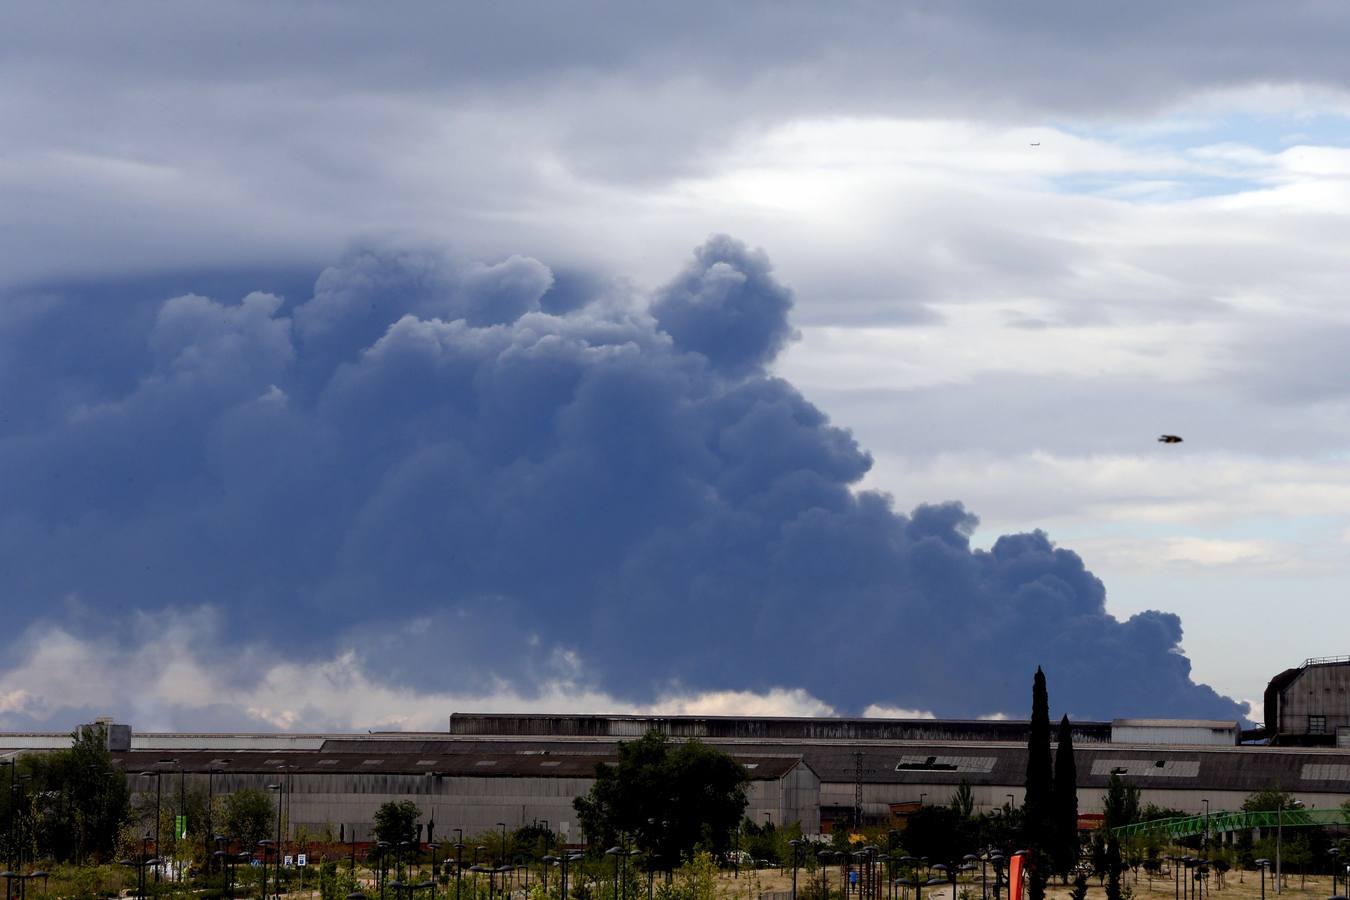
0 236 1249 727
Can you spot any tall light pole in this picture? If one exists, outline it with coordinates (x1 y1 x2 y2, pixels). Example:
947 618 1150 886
268 782 284 900
139 771 164 884
1 760 14 873
453 832 464 900
207 767 226 872
1275 798 1302 895
176 761 186 883
788 839 803 900
1201 800 1209 858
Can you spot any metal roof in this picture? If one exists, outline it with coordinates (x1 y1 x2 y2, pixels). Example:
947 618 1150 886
109 749 810 780
324 736 1350 793
1112 719 1239 730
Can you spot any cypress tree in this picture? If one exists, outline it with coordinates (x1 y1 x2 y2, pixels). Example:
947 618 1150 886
1053 714 1079 880
1024 667 1054 900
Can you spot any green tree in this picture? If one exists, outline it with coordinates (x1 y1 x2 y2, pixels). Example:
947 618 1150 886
1023 667 1054 900
905 805 977 874
1243 787 1296 812
224 788 276 847
573 730 748 865
373 800 423 846
2 726 131 863
1099 775 1137 900
1102 775 1139 830
1052 715 1079 881
951 781 974 820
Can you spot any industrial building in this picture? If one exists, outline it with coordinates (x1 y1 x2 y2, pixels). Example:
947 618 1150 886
5 660 1350 842
1265 656 1350 746
5 708 1350 843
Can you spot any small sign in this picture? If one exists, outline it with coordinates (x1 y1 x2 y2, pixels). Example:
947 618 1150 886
251 860 261 868
285 855 294 867
297 854 308 867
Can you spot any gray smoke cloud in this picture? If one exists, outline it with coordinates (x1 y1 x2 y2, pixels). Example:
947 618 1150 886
0 236 1248 723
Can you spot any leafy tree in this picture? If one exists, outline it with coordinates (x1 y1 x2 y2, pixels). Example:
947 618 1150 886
740 817 803 865
573 730 748 865
1243 787 1296 812
905 805 979 900
1023 667 1054 900
951 781 974 820
224 788 276 848
1138 804 1186 823
1102 775 1139 831
1052 715 1078 882
0 726 131 863
373 800 423 846
1099 775 1136 900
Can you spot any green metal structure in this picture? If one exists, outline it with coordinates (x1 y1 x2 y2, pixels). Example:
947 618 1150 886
1113 808 1350 840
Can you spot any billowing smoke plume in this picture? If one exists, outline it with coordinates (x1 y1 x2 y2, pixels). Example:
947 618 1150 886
0 237 1247 723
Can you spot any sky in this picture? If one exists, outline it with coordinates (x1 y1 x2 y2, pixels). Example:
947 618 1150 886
3 2 1350 731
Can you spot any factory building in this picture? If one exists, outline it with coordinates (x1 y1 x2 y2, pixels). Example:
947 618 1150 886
6 662 1350 842
1265 656 1350 746
105 747 820 842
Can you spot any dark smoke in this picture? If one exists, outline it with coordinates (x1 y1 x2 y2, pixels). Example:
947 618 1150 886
0 236 1248 722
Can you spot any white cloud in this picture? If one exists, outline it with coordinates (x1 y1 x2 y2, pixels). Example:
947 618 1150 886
861 705 936 719
0 614 837 732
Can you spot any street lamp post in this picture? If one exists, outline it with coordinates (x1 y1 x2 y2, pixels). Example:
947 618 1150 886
988 853 1005 900
268 783 284 900
1275 798 1302 895
454 837 465 900
1330 847 1341 896
1 760 14 874
207 767 227 871
259 840 275 900
429 844 440 900
1254 859 1269 900
1163 856 1180 900
138 770 165 884
176 762 186 883
606 846 626 900
469 865 490 900
788 839 803 900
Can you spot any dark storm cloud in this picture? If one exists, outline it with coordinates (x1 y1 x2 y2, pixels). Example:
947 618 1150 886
0 236 1246 721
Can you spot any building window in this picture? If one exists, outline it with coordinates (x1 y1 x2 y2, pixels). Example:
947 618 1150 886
1309 715 1327 735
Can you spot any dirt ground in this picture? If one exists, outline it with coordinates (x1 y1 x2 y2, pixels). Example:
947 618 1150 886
711 869 1331 900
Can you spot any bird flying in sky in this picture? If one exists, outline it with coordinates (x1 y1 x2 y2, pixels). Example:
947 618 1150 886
1158 434 1183 443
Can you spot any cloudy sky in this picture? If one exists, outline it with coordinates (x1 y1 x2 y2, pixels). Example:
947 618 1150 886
4 2 1350 731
